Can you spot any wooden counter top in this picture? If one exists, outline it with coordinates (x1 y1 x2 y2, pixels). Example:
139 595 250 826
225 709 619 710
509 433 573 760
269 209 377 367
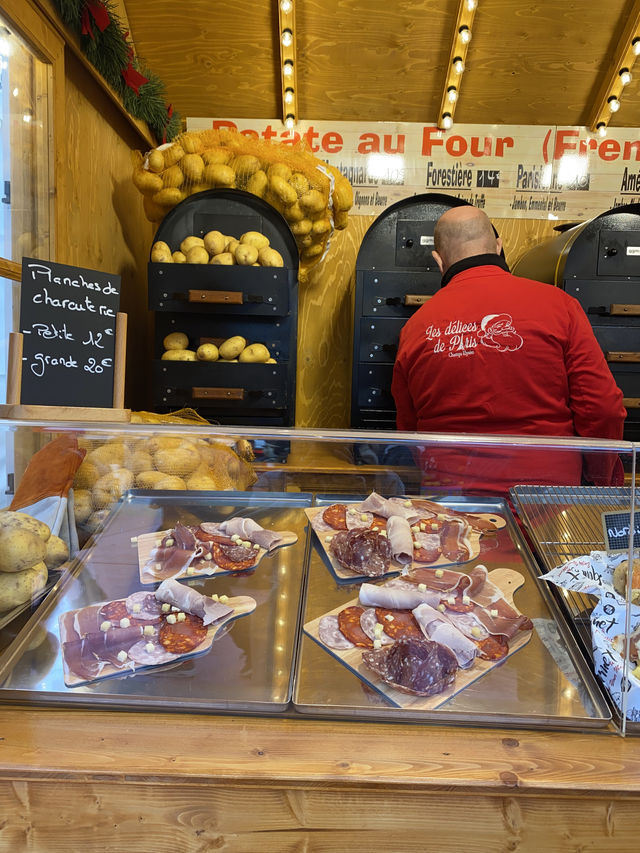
2 708 640 852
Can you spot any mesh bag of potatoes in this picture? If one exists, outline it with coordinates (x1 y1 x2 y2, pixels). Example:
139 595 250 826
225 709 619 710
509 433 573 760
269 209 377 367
0 512 69 614
133 128 354 283
73 435 257 535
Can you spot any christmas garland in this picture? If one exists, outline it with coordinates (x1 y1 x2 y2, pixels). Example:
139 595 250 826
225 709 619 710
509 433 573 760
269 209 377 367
50 0 181 142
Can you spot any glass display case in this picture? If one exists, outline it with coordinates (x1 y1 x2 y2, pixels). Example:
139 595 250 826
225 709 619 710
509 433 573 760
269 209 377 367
0 418 636 735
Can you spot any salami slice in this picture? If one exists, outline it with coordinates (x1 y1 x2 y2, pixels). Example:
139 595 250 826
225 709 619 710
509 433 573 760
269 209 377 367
158 613 208 653
195 527 234 545
360 607 394 644
412 532 442 564
318 614 355 650
99 600 129 622
323 504 348 530
374 607 423 640
475 634 509 661
125 591 163 622
210 541 257 571
337 606 374 648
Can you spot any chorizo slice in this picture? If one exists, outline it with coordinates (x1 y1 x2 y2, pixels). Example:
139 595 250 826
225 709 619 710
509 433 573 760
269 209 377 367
322 504 348 530
374 607 423 640
337 606 374 648
210 541 257 571
475 634 509 661
158 613 208 653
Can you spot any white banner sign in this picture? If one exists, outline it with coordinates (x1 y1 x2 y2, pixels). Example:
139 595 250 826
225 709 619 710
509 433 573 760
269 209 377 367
187 117 640 220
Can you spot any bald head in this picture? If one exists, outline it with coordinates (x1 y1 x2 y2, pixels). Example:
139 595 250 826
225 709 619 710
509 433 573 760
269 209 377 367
432 206 501 274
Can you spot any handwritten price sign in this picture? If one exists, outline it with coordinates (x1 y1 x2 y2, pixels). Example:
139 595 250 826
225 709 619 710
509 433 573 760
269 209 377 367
19 258 121 407
601 510 640 552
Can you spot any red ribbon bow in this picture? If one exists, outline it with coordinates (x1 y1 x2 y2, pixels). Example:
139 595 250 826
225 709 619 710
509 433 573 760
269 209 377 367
80 1 110 40
162 104 174 143
122 62 149 95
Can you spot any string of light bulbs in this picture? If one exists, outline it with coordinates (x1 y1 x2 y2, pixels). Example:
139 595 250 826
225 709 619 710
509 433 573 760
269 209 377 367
437 0 478 130
588 0 640 136
278 0 298 128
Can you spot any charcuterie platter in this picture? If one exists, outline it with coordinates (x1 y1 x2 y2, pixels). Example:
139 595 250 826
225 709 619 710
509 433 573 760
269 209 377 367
136 517 298 584
303 565 532 710
59 579 256 687
306 492 506 582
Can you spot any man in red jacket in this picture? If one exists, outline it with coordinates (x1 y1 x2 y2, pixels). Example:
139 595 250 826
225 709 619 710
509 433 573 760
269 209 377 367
391 205 627 495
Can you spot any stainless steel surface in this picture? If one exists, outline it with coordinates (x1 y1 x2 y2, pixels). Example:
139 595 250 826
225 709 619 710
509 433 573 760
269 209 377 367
293 495 611 729
0 490 312 713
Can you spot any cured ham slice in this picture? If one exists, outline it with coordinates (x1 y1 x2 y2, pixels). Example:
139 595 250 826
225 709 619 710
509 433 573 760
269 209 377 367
405 566 471 592
410 499 497 533
412 603 477 669
125 591 163 622
211 517 287 552
358 581 440 611
362 637 458 696
144 522 199 579
386 516 414 565
467 564 489 597
358 492 417 521
154 578 233 625
471 598 533 639
440 518 472 563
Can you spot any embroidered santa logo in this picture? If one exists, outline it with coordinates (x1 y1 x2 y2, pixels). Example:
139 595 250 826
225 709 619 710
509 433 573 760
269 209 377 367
478 313 523 352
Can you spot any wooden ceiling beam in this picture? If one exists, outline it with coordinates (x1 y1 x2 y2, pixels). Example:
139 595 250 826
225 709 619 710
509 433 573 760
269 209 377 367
437 0 477 130
588 0 640 133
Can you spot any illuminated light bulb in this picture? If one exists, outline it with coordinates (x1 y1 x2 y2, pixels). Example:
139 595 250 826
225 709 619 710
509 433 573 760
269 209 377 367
608 95 621 112
452 56 465 74
22 113 31 123
12 87 18 97
281 28 293 47
284 114 295 129
283 60 294 78
280 0 293 12
466 0 477 9
284 87 294 104
633 37 640 56
441 112 453 129
447 86 458 103
619 68 632 86
0 36 12 57
459 25 472 44
596 122 607 137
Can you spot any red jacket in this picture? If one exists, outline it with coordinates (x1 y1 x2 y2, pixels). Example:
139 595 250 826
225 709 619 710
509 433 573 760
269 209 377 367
391 259 627 494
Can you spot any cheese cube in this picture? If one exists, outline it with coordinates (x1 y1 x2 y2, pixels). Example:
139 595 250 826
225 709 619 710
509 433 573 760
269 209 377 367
411 525 420 534
419 523 426 531
165 538 174 547
219 594 229 603
380 530 387 537
404 500 412 507
374 622 384 636
187 567 195 575
447 596 456 605
99 621 111 632
490 608 499 618
435 569 444 578
116 650 128 663
144 642 155 653
171 606 180 612
462 595 471 605
161 603 170 612
210 593 219 601
166 614 177 624
119 618 131 629
384 614 394 622
243 540 251 549
177 612 186 622
143 625 154 636
437 603 446 613
361 513 368 522
253 543 260 550
130 536 138 544
325 535 333 543
373 639 382 649
418 583 426 592
132 603 142 613
204 552 212 561
471 626 483 638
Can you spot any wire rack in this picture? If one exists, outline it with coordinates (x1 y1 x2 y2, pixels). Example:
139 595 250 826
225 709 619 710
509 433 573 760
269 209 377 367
510 485 633 653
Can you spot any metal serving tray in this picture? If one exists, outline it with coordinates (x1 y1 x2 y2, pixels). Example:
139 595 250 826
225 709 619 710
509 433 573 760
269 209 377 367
293 494 611 729
0 490 312 714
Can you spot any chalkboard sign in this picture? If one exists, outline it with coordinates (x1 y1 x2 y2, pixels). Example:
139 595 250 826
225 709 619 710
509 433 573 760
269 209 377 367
19 258 121 407
601 510 640 551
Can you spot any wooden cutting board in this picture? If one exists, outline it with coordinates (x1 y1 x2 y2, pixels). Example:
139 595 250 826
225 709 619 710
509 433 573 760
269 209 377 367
305 501 506 582
303 568 531 710
59 594 256 687
136 529 298 585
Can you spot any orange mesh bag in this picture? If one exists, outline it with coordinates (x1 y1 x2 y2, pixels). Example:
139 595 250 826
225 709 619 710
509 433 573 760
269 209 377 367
133 129 354 282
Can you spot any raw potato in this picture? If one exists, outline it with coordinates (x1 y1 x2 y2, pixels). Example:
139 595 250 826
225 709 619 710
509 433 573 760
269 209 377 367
210 252 234 265
0 511 51 541
180 235 205 254
147 149 165 173
284 202 305 223
154 444 201 477
181 153 204 181
235 244 259 265
162 144 185 167
240 231 270 250
73 490 93 525
163 332 189 350
203 230 226 256
312 218 332 236
291 219 312 236
0 562 48 612
152 475 187 490
203 163 236 187
85 510 111 535
92 469 134 509
0 528 47 573
162 164 185 189
266 358 277 363
613 558 640 603
289 172 309 195
161 349 197 361
258 247 284 267
186 468 219 490
151 241 172 263
238 343 271 363
202 148 232 165
172 251 187 263
74 460 100 490
269 162 292 181
180 132 203 154
186 246 209 264
86 443 126 472
136 470 167 489
45 535 69 570
225 238 240 254
269 175 298 205
232 154 261 175
152 188 185 207
127 450 154 475
299 189 326 214
196 343 219 361
333 178 354 211
334 209 349 230
246 170 268 197
133 169 163 195
219 336 247 359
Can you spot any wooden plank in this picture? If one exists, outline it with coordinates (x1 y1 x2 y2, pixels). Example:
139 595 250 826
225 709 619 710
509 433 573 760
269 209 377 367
0 259 22 283
0 405 130 421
